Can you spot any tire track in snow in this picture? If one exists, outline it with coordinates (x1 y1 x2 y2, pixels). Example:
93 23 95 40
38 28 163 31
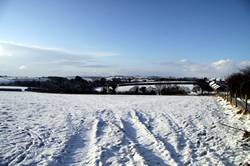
160 100 230 165
160 113 195 164
135 111 188 165
84 118 102 165
88 109 148 165
162 110 213 165
157 110 226 165
122 110 179 166
166 105 215 160
50 114 87 166
111 123 149 166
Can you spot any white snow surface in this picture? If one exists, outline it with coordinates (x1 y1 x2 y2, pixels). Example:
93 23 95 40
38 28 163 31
0 86 28 91
0 92 249 166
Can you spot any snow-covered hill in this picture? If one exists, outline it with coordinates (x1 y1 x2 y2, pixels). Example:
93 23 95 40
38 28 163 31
0 93 249 165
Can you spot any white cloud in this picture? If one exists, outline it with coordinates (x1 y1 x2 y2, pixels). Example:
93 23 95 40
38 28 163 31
115 59 249 78
155 59 249 78
240 61 250 67
0 40 249 78
180 59 188 63
211 59 233 70
210 59 237 76
18 65 27 70
0 45 12 57
0 41 118 76
86 51 119 57
0 40 118 58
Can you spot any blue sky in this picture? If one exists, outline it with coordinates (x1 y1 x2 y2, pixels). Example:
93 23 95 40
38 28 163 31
0 0 249 77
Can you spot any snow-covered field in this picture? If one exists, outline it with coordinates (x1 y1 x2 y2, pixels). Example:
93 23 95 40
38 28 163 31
0 92 249 165
0 86 28 91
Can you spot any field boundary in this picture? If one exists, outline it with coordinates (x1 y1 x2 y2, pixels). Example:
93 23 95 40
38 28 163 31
217 92 249 114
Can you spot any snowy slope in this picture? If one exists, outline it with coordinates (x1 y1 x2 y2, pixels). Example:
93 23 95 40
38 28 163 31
0 93 249 165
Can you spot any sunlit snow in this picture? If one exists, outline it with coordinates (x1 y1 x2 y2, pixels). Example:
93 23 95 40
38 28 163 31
0 92 249 165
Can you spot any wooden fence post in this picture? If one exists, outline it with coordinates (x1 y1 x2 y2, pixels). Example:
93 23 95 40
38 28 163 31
230 92 232 104
235 93 237 107
245 94 248 113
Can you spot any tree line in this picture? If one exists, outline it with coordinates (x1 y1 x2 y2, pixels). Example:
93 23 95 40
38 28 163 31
4 76 104 94
115 85 190 95
1 76 214 95
226 66 250 100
